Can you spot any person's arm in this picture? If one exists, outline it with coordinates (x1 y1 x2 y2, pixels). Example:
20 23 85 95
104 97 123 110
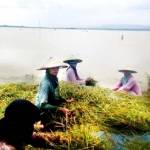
77 79 85 85
36 81 58 111
36 84 48 106
113 80 122 91
119 78 135 91
40 80 71 114
41 103 58 111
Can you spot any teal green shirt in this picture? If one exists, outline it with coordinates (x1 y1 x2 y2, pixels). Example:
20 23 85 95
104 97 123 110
35 74 64 111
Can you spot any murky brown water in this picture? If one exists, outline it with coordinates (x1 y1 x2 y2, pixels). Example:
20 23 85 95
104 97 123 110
0 27 150 90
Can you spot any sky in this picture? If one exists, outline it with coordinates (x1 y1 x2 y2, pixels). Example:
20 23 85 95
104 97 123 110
0 0 150 27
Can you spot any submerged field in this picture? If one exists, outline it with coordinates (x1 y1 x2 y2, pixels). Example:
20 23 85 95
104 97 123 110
0 82 150 150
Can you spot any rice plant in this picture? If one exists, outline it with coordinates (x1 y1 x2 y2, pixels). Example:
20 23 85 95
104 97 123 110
0 82 150 149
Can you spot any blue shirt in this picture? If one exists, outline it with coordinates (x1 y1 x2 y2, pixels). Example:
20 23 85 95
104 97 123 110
35 73 62 111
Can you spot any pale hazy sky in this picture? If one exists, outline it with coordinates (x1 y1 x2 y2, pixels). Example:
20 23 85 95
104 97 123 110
0 0 150 27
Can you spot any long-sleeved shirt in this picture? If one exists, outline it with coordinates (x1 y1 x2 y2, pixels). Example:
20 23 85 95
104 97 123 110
35 73 65 111
113 75 142 96
66 67 85 85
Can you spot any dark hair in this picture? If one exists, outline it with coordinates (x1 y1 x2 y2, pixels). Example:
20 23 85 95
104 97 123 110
5 99 40 124
0 99 41 149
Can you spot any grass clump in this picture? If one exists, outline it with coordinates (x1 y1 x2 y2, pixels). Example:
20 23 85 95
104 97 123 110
85 77 97 86
0 83 37 118
0 82 150 149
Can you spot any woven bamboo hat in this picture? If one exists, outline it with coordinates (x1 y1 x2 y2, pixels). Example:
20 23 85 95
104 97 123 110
118 66 137 73
63 55 82 64
37 57 67 70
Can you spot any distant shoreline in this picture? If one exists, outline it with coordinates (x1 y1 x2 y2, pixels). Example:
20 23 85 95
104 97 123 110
1 25 150 31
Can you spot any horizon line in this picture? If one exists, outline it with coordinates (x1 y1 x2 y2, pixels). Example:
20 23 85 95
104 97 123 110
1 25 150 31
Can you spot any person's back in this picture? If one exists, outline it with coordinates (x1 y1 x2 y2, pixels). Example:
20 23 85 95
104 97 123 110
63 57 85 85
127 76 142 96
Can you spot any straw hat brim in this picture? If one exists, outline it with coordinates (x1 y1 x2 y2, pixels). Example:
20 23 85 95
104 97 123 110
37 65 67 70
118 69 137 73
63 59 82 63
37 56 68 70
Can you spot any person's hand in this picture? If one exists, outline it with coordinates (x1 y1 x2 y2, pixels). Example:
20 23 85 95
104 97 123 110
58 107 71 115
118 87 124 91
66 98 75 103
112 87 119 91
31 132 49 147
34 121 44 130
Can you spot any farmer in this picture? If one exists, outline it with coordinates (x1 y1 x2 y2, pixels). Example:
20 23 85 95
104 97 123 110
0 99 41 150
35 57 72 130
113 67 142 96
63 56 85 85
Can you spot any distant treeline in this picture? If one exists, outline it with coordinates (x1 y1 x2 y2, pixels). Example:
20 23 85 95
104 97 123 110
1 25 150 31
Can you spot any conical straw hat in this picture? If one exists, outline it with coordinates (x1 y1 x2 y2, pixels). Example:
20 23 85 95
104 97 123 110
37 57 67 70
118 66 137 73
63 55 82 63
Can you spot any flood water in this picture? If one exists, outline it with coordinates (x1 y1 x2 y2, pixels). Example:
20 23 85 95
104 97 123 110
0 27 150 90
